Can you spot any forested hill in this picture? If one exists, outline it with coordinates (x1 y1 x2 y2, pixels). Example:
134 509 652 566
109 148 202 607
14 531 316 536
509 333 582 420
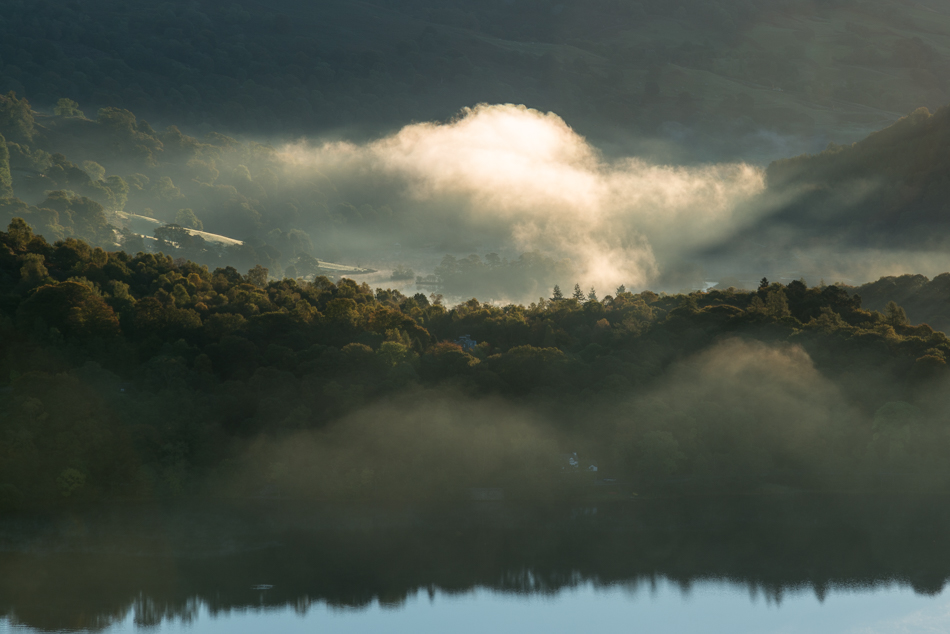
0 93 396 282
5 0 950 151
4 220 950 509
857 272 950 333
695 102 950 280
763 106 950 248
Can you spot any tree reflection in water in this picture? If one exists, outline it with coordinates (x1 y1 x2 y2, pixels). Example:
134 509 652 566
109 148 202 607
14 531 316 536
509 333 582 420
2 495 949 632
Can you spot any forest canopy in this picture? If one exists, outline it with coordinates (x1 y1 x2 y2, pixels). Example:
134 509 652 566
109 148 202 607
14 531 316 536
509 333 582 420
6 0 950 513
3 221 950 509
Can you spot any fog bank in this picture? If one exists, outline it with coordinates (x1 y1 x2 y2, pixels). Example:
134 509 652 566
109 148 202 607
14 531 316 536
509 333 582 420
281 104 765 292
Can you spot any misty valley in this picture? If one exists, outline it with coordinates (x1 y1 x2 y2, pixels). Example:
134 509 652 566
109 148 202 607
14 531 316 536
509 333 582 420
7 0 950 632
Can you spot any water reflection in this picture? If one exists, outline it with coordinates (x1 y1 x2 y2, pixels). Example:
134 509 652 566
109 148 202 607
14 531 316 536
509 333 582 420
2 495 950 633
7 581 950 634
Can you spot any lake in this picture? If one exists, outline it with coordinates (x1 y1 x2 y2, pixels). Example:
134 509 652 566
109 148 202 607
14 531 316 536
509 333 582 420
4 580 948 634
2 496 950 633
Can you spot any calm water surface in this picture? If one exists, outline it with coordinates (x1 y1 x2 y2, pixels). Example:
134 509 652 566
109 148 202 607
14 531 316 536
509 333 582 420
4 580 949 634
4 498 950 634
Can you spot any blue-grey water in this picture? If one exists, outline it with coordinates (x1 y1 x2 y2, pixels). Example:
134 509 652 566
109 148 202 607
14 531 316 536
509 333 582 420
3 580 949 634
4 498 950 633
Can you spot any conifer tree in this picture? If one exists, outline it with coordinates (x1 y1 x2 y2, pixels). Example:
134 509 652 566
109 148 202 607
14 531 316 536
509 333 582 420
572 283 585 301
551 285 564 301
885 301 908 327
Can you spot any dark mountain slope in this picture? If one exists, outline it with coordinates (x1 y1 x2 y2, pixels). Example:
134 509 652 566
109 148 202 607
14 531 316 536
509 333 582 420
5 0 950 152
698 104 950 287
856 273 950 333
764 106 950 247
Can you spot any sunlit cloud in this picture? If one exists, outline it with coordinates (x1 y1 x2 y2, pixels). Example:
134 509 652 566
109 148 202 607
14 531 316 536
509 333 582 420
280 104 766 291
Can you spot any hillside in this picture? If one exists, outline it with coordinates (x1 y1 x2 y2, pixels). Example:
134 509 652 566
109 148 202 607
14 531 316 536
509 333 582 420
765 104 950 247
856 273 950 333
4 220 950 509
693 103 950 287
5 0 950 157
0 96 395 283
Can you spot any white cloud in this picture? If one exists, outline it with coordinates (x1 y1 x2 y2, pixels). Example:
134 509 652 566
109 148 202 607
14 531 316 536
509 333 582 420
282 104 765 290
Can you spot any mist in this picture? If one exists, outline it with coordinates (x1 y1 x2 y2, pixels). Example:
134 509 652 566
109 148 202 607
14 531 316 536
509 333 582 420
280 104 766 295
9 0 950 630
218 338 908 501
9 94 936 302
619 339 858 482
221 392 566 501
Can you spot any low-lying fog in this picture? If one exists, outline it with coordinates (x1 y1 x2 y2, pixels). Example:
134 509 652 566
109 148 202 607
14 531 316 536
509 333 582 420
279 104 766 295
266 103 926 300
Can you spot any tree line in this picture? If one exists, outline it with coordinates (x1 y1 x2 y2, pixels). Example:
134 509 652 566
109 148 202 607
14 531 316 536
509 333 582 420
3 220 950 508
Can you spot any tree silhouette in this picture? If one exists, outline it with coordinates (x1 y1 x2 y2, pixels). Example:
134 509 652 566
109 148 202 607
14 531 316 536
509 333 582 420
247 264 269 287
0 131 11 198
54 98 84 118
885 301 908 327
766 290 790 318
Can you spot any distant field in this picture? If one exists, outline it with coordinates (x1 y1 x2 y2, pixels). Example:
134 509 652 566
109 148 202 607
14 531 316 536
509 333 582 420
112 213 374 277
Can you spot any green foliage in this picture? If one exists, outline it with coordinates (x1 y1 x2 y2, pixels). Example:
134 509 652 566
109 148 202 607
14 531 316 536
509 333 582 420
1 223 950 508
885 300 909 327
19 253 50 288
764 105 950 250
247 265 269 288
766 290 791 318
82 161 105 181
17 281 121 338
175 208 203 231
54 99 85 118
6 217 33 249
391 265 414 281
0 131 11 198
0 92 34 142
104 176 129 210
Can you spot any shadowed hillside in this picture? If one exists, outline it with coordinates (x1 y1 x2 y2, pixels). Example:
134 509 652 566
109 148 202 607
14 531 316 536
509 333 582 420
699 104 950 284
5 221 950 509
5 0 950 157
765 105 950 248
